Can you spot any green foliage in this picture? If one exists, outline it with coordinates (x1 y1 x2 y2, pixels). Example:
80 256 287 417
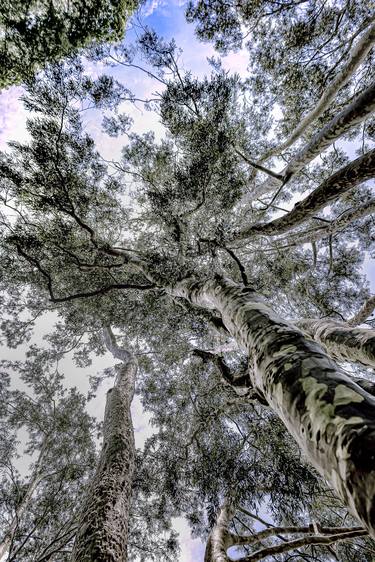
0 0 138 88
0 4 374 560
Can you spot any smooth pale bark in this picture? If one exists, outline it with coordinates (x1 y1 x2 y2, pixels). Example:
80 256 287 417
259 21 375 163
297 318 375 369
204 501 234 562
279 199 375 248
235 149 375 240
252 81 375 198
170 277 375 536
72 327 136 562
348 296 375 327
0 440 47 560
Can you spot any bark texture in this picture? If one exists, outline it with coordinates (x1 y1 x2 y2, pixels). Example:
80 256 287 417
171 277 375 536
204 501 234 562
72 328 136 562
237 148 375 240
260 20 375 162
253 80 375 198
297 318 375 369
348 296 375 327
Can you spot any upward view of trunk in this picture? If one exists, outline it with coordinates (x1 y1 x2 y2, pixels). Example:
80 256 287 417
171 277 375 536
297 318 375 369
260 20 375 162
0 439 48 560
72 327 136 562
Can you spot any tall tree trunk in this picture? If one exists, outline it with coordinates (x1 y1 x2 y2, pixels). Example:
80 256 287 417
72 327 136 562
204 501 234 562
170 277 375 536
297 318 375 368
0 438 47 560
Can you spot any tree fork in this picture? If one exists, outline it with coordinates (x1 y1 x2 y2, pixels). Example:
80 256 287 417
170 276 375 536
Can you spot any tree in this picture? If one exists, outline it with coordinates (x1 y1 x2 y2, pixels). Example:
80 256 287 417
0 0 138 88
72 326 137 561
0 3 374 559
0 346 98 561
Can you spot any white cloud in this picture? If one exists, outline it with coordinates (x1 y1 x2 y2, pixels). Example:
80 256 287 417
143 0 166 17
173 517 205 561
0 86 29 149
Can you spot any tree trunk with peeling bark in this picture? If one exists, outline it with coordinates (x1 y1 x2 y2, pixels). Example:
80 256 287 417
297 318 375 368
170 276 375 536
72 327 136 562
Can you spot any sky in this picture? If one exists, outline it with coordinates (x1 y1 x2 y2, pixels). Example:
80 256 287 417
0 1 374 561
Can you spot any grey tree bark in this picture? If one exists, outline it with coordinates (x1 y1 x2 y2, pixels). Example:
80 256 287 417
236 148 375 240
72 327 136 562
170 277 375 536
297 318 375 369
252 80 375 199
259 20 375 163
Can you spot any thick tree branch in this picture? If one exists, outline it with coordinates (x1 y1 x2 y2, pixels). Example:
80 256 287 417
260 20 375 161
278 198 375 247
348 296 375 326
253 80 375 198
297 317 375 368
229 524 365 546
239 528 368 562
235 149 375 240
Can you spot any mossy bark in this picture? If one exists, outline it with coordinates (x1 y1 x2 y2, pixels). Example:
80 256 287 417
171 277 375 536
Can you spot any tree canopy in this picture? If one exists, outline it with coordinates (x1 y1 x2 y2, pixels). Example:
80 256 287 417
0 0 138 88
0 2 374 560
